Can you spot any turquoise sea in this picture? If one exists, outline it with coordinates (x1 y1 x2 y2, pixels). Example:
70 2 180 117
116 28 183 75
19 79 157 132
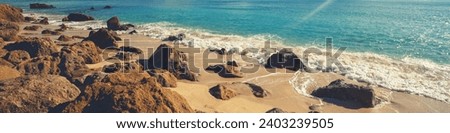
3 0 450 64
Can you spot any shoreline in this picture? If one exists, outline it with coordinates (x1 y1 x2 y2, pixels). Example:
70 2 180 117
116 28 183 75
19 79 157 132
1 4 450 112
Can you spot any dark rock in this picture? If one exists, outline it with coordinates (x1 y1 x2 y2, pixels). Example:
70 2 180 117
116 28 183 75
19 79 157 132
163 33 186 41
32 17 49 25
129 30 138 35
102 62 143 73
23 25 42 31
205 60 243 78
0 20 20 41
84 28 120 49
62 13 94 22
104 5 112 9
107 16 135 31
56 24 69 32
58 72 194 113
148 44 198 81
16 55 61 75
266 108 287 113
24 16 36 22
266 48 305 71
148 69 178 87
0 75 80 113
41 29 61 35
311 79 380 108
29 3 55 9
57 35 72 42
89 7 95 10
119 46 143 54
114 52 134 61
0 4 25 22
3 50 31 65
3 37 58 58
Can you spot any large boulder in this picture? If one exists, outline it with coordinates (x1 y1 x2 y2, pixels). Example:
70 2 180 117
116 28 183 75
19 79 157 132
209 83 238 100
266 48 305 71
3 50 31 65
0 4 24 22
0 65 20 80
84 28 120 49
58 72 194 113
16 56 61 75
205 60 243 78
58 47 90 80
148 69 178 87
66 41 102 64
29 3 55 9
148 44 198 81
107 16 134 31
0 20 20 41
0 75 80 113
311 79 380 108
3 37 59 58
62 13 94 22
102 62 143 73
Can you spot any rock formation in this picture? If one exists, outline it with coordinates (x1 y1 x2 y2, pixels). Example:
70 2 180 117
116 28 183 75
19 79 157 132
62 13 94 22
84 28 120 49
266 48 305 71
107 16 134 31
0 20 20 41
148 44 198 81
0 4 24 22
148 69 178 87
205 60 243 78
29 3 55 9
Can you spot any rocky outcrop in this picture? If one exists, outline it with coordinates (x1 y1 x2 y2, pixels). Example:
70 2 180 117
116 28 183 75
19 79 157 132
29 3 55 9
107 16 134 31
16 56 61 75
148 44 198 81
3 37 58 58
57 35 72 42
266 48 305 71
32 17 49 25
0 75 80 113
148 69 177 87
65 41 102 64
58 72 194 113
205 60 243 78
0 65 20 80
265 108 287 113
102 62 143 73
311 79 380 108
0 20 20 41
58 47 90 81
41 29 61 35
62 13 94 22
209 83 238 100
23 25 42 31
84 28 120 49
0 4 24 22
3 50 31 65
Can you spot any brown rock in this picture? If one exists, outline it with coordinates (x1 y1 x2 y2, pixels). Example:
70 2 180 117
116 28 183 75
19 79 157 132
29 3 55 9
58 46 90 80
0 4 24 22
266 108 288 113
16 56 61 75
3 37 58 58
23 25 42 31
68 41 102 64
148 69 178 87
59 72 194 113
0 20 20 41
120 46 143 54
0 58 14 67
102 62 143 73
57 35 72 42
311 79 380 108
41 29 61 35
32 17 49 25
205 60 243 78
266 48 306 71
71 35 85 40
3 50 31 65
148 44 198 81
0 65 20 80
0 75 80 113
84 28 120 49
114 52 135 61
209 83 238 100
24 16 36 22
209 82 267 100
62 13 94 22
107 16 134 31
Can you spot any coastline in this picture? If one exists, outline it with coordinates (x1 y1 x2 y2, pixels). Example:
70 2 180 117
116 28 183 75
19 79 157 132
1 5 450 112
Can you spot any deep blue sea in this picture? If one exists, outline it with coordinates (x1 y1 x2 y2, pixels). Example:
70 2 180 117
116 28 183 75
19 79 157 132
2 0 450 64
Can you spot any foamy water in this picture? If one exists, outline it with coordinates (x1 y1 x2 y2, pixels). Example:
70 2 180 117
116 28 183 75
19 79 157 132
28 13 450 104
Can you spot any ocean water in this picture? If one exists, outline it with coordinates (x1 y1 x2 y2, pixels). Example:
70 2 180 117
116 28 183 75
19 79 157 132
2 0 450 102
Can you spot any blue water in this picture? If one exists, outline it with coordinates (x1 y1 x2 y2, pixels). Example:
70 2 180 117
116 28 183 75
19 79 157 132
3 0 450 64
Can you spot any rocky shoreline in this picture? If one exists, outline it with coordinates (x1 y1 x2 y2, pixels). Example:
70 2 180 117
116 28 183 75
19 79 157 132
1 4 449 113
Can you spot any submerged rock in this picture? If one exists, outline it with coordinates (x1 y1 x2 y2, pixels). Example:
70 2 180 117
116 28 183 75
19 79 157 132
311 79 380 108
0 75 80 113
58 72 194 113
29 3 55 9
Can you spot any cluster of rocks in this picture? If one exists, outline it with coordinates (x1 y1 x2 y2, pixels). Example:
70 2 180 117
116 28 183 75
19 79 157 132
206 60 244 78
